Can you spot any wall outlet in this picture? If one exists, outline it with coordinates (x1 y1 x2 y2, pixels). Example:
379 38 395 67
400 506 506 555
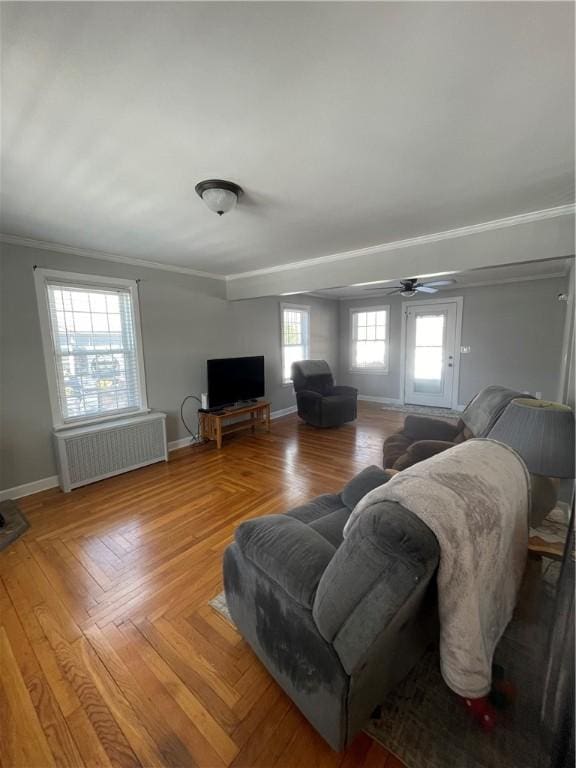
460 346 471 354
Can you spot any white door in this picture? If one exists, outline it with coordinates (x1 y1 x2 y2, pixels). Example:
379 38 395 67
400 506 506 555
404 301 459 408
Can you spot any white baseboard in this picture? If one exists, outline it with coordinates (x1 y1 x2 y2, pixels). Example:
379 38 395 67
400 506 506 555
358 395 404 405
0 475 60 502
271 405 297 420
167 436 203 451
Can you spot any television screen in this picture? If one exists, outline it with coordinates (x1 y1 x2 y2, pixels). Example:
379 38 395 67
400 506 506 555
207 356 265 408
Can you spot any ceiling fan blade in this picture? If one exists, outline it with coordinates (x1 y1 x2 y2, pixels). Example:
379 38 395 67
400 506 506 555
382 287 403 295
415 285 438 293
422 279 456 288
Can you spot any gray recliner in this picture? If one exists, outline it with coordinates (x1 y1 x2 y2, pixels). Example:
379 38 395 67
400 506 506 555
291 360 358 428
223 466 440 751
383 385 532 470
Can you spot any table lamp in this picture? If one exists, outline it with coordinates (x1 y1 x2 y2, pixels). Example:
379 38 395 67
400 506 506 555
488 398 575 523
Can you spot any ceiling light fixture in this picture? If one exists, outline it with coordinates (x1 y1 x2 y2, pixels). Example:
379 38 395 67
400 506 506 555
195 179 243 216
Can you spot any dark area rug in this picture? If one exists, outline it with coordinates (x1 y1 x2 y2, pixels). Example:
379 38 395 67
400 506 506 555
210 559 559 768
0 499 30 551
366 558 559 768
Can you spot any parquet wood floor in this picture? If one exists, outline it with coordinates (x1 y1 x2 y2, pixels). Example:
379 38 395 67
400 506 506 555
1 402 406 767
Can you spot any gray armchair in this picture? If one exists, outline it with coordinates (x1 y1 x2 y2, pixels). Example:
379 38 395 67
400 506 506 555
223 466 440 750
291 360 358 428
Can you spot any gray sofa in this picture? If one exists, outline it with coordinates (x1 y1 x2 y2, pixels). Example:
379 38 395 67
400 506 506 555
291 359 358 428
223 466 440 750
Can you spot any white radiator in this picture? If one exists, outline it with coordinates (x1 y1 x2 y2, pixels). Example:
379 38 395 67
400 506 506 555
53 412 167 492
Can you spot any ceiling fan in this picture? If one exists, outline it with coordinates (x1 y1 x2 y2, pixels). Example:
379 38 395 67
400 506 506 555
366 277 456 297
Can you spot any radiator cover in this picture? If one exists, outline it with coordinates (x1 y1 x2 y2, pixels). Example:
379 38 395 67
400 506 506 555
53 412 167 492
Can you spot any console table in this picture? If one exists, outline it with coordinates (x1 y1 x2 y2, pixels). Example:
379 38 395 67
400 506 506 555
198 401 271 449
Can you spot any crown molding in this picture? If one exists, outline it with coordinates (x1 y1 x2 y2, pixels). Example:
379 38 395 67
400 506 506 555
1 204 573 284
226 204 575 281
315 268 571 300
0 233 227 281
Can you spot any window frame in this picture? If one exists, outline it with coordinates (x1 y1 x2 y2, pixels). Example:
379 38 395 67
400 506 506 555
349 305 390 374
34 268 149 430
280 302 311 385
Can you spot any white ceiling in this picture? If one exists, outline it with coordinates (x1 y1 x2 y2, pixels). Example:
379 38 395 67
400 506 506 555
1 2 574 276
311 257 573 300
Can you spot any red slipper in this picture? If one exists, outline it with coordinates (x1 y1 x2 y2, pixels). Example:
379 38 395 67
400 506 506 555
460 695 498 731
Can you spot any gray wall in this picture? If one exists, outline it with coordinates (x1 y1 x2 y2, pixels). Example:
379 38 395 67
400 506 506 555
338 277 569 406
0 243 338 490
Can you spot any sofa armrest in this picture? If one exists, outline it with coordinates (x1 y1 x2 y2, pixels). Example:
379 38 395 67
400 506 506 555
393 439 456 470
313 501 439 673
235 515 336 609
403 415 460 441
332 385 358 397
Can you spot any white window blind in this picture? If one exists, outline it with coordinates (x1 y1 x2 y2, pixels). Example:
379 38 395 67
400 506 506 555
281 305 310 383
43 278 146 424
351 308 389 371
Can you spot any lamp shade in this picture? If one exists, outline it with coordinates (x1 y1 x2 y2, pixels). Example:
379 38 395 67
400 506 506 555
488 398 575 478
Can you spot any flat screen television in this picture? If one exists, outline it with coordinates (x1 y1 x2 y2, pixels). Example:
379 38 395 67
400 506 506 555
207 355 265 409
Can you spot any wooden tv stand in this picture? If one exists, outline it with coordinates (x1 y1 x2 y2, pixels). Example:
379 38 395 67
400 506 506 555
198 401 271 449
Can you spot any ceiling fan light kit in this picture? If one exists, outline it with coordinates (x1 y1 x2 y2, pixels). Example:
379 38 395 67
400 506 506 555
195 179 243 216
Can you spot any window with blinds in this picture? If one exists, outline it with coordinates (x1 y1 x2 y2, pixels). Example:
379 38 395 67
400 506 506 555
351 307 389 371
36 270 147 427
281 304 310 383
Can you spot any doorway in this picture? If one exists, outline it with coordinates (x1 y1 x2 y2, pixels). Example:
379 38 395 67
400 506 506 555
402 298 463 408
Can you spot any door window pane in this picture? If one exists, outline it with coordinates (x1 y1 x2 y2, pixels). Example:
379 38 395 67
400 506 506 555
415 314 444 346
413 312 445 393
414 348 443 392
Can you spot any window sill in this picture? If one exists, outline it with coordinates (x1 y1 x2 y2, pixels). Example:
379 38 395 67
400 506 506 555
349 368 389 375
53 408 151 432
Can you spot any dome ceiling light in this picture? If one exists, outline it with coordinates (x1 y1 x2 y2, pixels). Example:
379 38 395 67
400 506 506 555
195 179 243 216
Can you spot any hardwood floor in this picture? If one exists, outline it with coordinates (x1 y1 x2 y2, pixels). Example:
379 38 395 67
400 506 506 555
0 402 406 768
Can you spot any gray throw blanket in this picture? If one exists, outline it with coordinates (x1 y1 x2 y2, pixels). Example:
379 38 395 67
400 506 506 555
344 439 531 698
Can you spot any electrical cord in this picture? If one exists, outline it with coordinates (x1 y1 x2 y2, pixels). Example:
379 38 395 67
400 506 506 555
180 394 202 442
